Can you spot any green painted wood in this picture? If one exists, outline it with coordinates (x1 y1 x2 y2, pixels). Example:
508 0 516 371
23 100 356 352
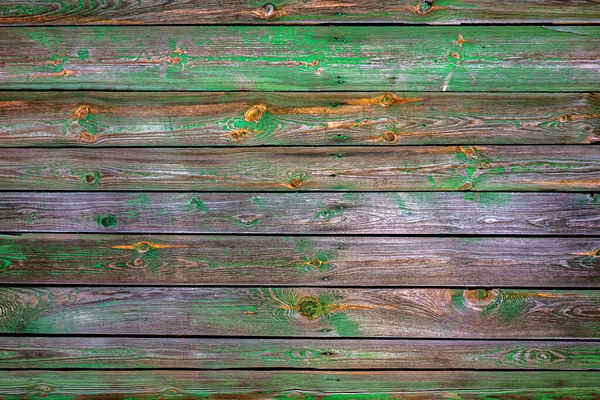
0 287 598 338
1 234 599 287
2 146 599 191
1 26 599 91
1 337 598 370
1 192 599 235
1 92 598 146
2 0 600 25
1 370 599 399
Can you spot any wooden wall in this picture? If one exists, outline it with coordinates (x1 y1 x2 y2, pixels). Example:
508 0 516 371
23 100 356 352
0 0 599 397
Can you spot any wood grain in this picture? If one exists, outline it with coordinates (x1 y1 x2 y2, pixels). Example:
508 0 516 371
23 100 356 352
1 192 599 235
1 370 599 399
1 234 599 287
1 26 599 91
1 337 598 370
1 146 599 191
2 0 600 25
1 92 598 146
0 287 598 338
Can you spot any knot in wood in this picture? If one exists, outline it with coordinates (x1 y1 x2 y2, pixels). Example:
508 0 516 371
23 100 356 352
463 289 499 309
80 131 96 142
135 241 155 253
297 297 323 319
559 114 571 123
379 92 396 107
97 214 117 229
260 3 276 18
227 129 250 142
288 177 303 189
244 105 267 122
75 105 91 120
83 173 98 184
382 131 397 143
417 0 434 14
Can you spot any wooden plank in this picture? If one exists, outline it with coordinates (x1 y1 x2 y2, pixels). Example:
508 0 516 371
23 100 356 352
1 92 599 146
1 192 599 235
2 0 600 25
1 234 599 287
1 26 599 91
0 287 598 338
1 337 598 370
0 371 598 399
2 146 599 191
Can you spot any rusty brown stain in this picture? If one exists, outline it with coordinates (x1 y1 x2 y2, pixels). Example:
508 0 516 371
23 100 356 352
458 146 476 158
325 120 364 130
456 34 471 47
302 258 329 269
42 69 75 78
344 93 423 108
112 241 188 253
572 248 600 257
244 105 267 122
518 179 600 188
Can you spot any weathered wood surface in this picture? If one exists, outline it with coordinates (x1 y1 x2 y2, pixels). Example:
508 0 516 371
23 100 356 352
1 26 599 91
1 234 598 287
1 92 599 147
0 287 598 338
2 146 600 191
1 192 599 235
2 0 600 25
1 337 598 370
0 370 599 399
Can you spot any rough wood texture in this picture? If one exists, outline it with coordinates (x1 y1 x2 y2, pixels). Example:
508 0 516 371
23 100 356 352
0 287 598 338
1 337 598 370
0 370 599 399
2 0 600 25
1 234 599 287
1 192 599 235
2 146 599 191
1 26 599 91
1 92 598 147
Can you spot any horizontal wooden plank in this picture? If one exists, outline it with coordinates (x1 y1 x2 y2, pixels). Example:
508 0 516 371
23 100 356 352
1 234 598 287
1 370 598 399
0 287 598 338
1 26 599 91
2 146 599 191
1 337 598 370
2 0 600 25
1 192 599 235
1 92 599 146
